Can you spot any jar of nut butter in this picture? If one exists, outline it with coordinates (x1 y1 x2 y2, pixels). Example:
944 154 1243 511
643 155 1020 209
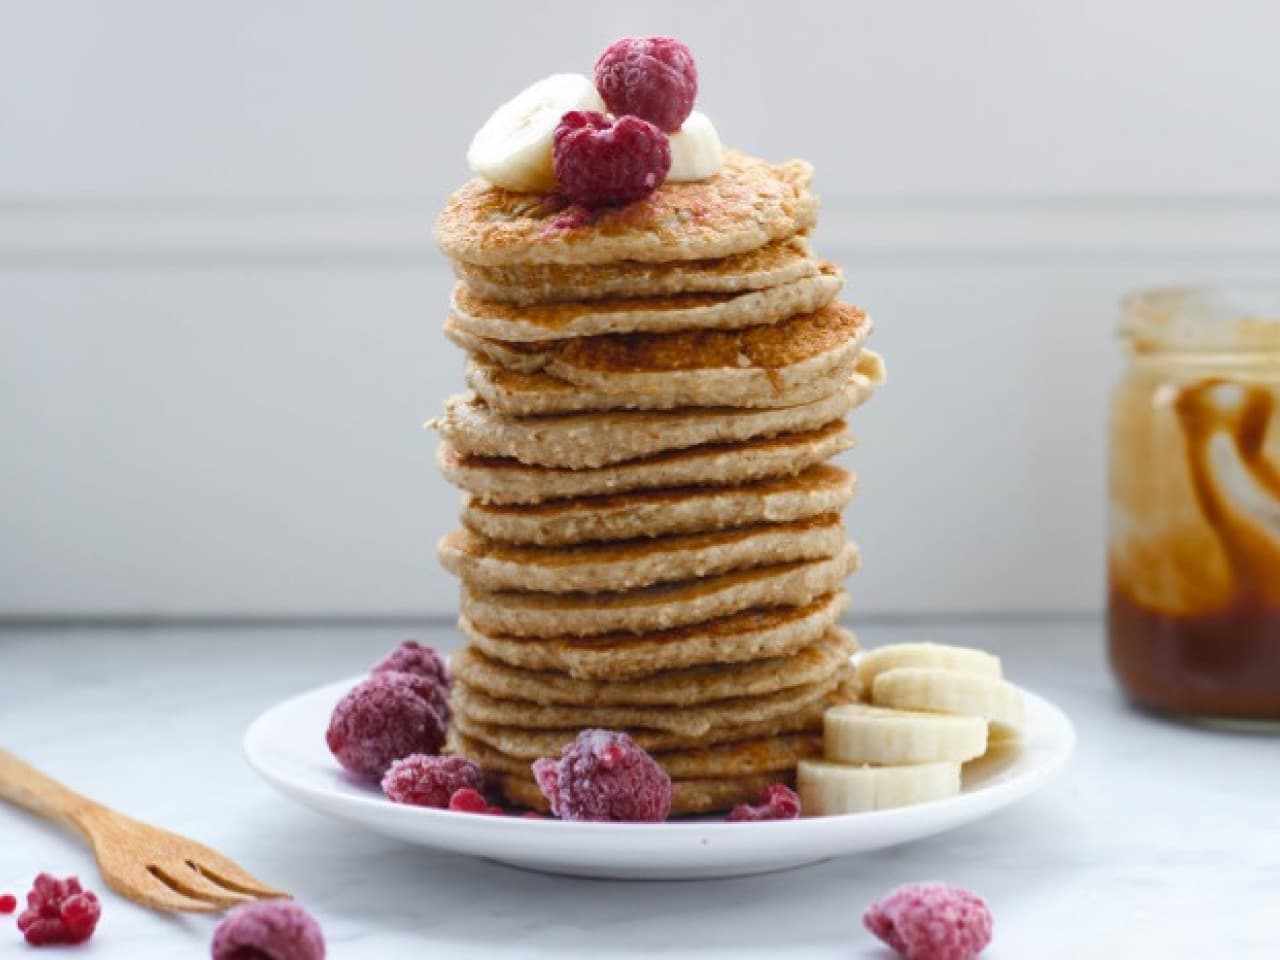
1109 286 1280 721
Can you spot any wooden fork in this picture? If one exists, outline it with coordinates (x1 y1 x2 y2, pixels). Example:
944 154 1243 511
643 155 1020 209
0 748 288 913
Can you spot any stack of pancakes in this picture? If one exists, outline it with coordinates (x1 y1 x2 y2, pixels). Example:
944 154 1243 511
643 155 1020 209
432 150 885 814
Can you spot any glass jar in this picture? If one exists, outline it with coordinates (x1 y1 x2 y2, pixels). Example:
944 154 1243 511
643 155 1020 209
1109 285 1280 720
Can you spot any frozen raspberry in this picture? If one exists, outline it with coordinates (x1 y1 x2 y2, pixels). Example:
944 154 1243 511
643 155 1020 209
864 883 993 960
326 672 445 781
211 900 325 960
532 729 671 822
594 36 698 132
553 111 671 208
16 874 101 946
381 754 482 808
370 641 450 717
0 893 16 914
726 783 801 822
447 788 504 815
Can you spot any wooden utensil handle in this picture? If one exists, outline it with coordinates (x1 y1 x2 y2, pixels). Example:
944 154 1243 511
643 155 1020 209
0 748 99 835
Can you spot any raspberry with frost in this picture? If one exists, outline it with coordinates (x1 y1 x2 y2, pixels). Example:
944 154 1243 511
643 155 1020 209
726 783 801 821
381 754 482 808
532 729 672 822
553 111 671 208
211 900 325 960
326 672 445 781
863 883 993 960
594 36 698 132
370 640 450 717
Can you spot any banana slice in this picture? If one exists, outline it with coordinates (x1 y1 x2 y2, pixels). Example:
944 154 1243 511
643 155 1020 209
824 702 988 765
798 759 961 815
857 642 1002 689
871 667 1025 737
467 74 606 192
667 111 724 182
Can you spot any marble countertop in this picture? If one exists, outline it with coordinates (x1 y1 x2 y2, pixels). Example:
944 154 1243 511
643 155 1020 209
2 619 1277 958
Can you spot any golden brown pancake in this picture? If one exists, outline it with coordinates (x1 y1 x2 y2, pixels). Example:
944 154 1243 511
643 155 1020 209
435 150 817 267
450 236 819 305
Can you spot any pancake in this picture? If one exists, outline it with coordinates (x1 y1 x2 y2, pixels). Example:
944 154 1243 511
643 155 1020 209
449 688 841 754
435 150 818 267
449 628 855 707
434 378 870 470
460 544 859 638
498 771 785 816
447 265 841 342
438 514 845 594
450 236 819 305
449 663 857 737
436 420 855 505
459 592 850 680
460 464 855 547
450 729 822 780
456 310 878 416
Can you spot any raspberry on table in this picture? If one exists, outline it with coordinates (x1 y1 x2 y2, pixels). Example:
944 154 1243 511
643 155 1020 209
0 893 16 914
326 672 446 781
382 754 483 808
532 729 672 822
16 873 101 946
211 900 325 960
553 111 671 208
726 783 801 822
447 788 504 815
864 883 993 960
594 36 698 132
370 640 450 718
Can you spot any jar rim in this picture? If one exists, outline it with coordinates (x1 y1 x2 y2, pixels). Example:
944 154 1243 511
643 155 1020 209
1119 283 1280 353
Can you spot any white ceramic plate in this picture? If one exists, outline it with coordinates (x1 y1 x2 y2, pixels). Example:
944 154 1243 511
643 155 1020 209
245 677 1074 880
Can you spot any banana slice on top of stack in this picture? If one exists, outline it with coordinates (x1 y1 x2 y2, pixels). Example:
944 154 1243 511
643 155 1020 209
798 642 1026 816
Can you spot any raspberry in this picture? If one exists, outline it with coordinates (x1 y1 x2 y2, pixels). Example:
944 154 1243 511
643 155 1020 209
553 111 670 208
16 874 101 946
594 36 698 132
864 883 993 960
382 754 482 808
447 788 504 815
370 641 450 718
726 783 801 822
211 900 325 960
326 672 446 781
0 893 16 914
532 729 672 822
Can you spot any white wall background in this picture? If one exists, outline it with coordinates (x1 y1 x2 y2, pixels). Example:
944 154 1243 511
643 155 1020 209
3 0 1279 619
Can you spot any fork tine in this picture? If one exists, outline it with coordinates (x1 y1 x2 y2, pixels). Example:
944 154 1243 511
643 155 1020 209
146 865 249 911
105 870 224 914
187 853 289 900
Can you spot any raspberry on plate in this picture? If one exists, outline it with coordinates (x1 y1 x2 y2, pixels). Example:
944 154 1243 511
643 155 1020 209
382 754 483 808
16 873 101 946
370 640 450 718
864 883 993 960
532 729 672 822
325 672 446 781
594 36 698 132
726 783 801 822
211 900 325 960
447 788 504 815
553 111 671 208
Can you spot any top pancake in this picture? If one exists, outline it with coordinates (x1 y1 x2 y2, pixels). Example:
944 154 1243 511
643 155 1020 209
435 150 818 267
451 236 819 305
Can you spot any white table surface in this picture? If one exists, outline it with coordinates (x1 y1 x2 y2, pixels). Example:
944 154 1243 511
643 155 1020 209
2 619 1277 958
